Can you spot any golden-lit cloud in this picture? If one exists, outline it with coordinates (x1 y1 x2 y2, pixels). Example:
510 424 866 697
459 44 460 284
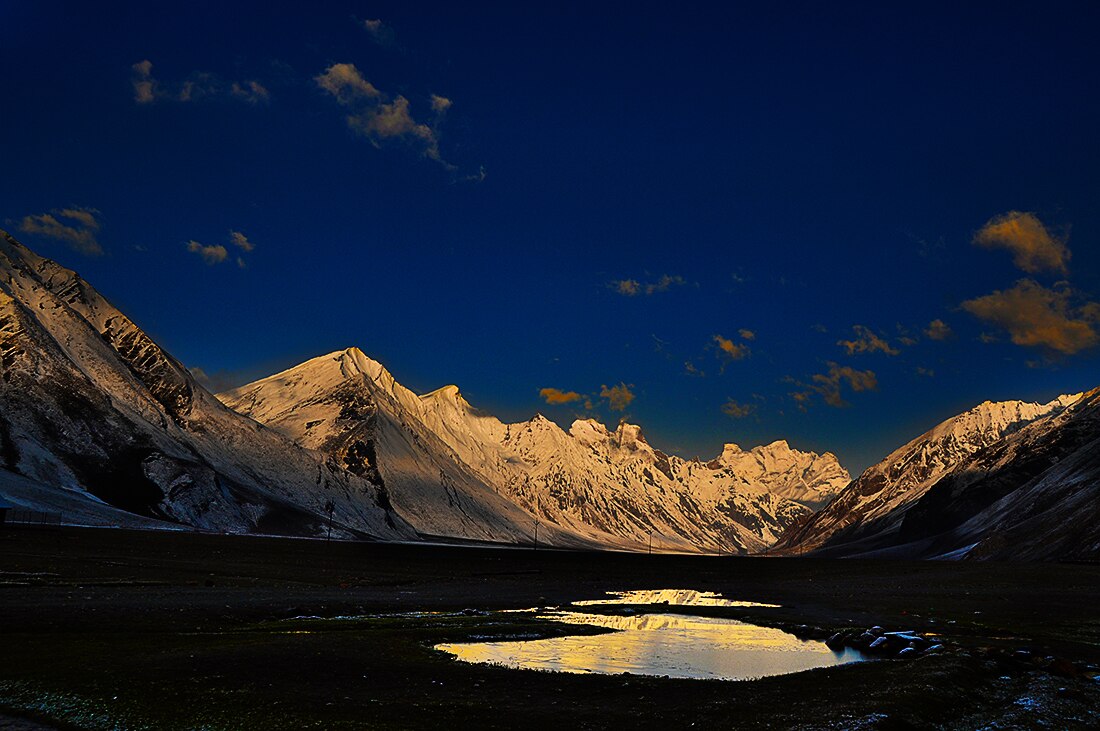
788 362 878 409
611 279 641 296
713 334 750 361
431 94 453 113
973 211 1069 275
229 230 255 252
721 399 755 419
924 319 952 341
645 274 685 294
609 275 685 296
539 387 583 405
348 96 445 163
837 325 899 356
131 60 157 104
18 207 103 256
962 279 1099 355
186 240 229 265
316 63 453 168
738 328 756 341
812 363 877 407
600 383 635 412
315 63 381 104
132 60 269 105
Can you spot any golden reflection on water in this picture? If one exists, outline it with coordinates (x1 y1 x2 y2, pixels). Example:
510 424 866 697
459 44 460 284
572 588 780 608
437 611 865 681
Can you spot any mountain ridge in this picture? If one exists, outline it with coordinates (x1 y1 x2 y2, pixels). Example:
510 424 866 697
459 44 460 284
220 346 851 553
0 231 414 540
772 390 1095 558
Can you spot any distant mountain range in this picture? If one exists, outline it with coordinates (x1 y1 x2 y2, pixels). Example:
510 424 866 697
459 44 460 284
2 230 1096 559
219 347 848 552
0 231 846 552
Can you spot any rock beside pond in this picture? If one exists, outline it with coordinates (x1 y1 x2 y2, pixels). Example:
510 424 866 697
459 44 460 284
825 625 940 659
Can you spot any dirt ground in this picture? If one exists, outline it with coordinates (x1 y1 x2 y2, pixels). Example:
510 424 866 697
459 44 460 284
2 527 1099 729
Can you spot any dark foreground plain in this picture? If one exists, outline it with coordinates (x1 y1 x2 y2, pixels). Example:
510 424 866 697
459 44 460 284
2 528 1099 729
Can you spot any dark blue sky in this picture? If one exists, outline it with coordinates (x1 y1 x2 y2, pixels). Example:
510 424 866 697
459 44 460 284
3 1 1098 473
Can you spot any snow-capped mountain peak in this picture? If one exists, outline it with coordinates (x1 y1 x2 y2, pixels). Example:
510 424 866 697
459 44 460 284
0 233 410 540
773 392 1084 555
220 348 851 553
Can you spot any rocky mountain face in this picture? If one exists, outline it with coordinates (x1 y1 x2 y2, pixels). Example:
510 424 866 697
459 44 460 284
900 388 1100 560
221 348 850 553
773 391 1097 559
0 231 413 540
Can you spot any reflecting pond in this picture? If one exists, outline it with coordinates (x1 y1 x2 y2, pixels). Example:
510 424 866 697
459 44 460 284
572 588 780 608
437 603 867 681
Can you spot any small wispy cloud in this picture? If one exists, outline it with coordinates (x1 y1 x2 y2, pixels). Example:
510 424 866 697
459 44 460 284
347 95 447 164
18 206 103 255
316 62 456 169
684 361 705 377
186 240 229 265
131 60 269 105
788 362 878 409
721 399 756 419
314 63 381 104
539 387 583 405
611 279 640 296
430 94 453 114
229 80 271 105
600 383 635 412
609 274 686 296
924 319 952 341
187 230 256 267
362 18 397 47
837 325 900 356
713 334 750 369
229 230 255 252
